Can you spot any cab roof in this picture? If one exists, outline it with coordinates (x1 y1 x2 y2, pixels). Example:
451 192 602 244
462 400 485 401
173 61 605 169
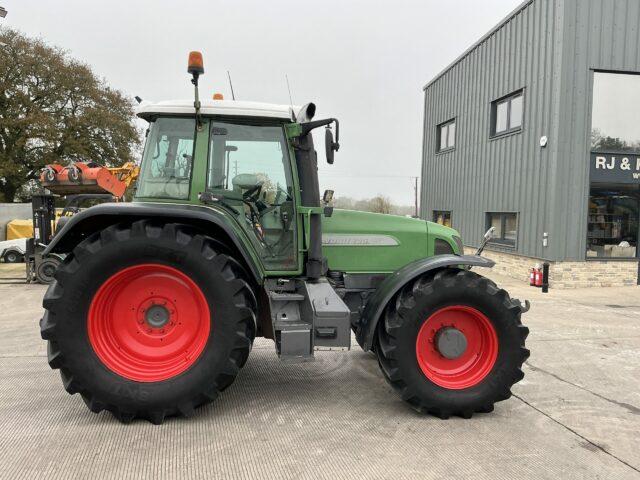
136 99 298 121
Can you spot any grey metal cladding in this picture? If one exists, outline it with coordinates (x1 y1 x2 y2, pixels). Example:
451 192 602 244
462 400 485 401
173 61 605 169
421 0 640 261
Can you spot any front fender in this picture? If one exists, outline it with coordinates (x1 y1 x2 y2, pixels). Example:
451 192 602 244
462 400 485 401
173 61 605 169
44 202 263 282
356 254 495 351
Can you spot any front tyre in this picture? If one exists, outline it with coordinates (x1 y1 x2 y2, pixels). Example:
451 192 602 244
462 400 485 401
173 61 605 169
40 221 256 424
376 269 529 418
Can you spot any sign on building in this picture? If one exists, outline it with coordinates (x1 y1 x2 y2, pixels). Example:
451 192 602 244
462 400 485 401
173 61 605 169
590 152 640 184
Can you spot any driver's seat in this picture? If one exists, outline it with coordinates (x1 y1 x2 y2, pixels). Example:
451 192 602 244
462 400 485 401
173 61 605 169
231 173 261 196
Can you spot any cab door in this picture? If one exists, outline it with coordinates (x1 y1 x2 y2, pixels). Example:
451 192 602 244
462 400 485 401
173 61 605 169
205 120 298 272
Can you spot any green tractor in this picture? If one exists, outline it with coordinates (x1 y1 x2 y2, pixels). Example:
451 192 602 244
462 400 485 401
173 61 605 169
40 52 529 424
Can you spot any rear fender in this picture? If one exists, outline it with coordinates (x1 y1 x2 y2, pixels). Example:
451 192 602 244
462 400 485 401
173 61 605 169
44 202 262 283
356 254 495 351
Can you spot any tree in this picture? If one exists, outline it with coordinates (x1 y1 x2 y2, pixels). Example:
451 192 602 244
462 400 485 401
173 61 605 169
369 195 392 214
0 28 140 202
333 194 413 216
591 128 640 152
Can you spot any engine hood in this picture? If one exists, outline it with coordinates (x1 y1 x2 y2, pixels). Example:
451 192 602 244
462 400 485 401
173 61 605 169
321 209 452 274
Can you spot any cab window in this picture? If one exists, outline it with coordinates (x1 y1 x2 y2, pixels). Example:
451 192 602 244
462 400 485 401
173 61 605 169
136 117 195 200
207 121 296 270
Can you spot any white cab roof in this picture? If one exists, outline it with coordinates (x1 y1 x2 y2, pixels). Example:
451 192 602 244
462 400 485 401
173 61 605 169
136 99 298 120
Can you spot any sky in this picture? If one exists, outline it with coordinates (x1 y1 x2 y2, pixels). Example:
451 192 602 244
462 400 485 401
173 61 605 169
3 0 522 205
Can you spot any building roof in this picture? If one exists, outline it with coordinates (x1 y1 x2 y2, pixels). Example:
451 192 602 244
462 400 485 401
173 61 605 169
423 0 533 91
136 99 298 120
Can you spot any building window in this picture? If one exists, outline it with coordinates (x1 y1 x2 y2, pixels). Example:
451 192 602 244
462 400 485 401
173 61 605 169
491 90 523 137
587 187 638 259
433 210 452 227
437 119 456 152
486 212 518 247
591 72 640 152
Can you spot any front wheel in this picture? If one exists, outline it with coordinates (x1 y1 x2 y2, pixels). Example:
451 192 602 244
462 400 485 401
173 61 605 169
376 269 529 418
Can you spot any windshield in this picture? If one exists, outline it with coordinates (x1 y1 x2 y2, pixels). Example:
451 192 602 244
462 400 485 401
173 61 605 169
207 121 297 270
136 117 195 199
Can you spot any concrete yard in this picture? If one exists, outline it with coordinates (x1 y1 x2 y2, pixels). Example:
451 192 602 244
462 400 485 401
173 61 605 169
0 263 638 479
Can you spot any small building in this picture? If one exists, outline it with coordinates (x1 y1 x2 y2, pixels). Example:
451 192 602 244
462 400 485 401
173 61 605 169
420 0 640 287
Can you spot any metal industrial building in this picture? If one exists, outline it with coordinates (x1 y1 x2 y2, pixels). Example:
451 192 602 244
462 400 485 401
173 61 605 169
421 0 640 287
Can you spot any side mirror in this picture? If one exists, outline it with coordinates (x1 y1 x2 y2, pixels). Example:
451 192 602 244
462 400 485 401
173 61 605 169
325 127 339 164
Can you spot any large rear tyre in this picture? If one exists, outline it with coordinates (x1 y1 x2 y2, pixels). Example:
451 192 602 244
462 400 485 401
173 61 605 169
376 269 529 419
40 221 256 424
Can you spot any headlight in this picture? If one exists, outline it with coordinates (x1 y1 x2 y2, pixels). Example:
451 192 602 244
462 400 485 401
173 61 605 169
452 235 464 254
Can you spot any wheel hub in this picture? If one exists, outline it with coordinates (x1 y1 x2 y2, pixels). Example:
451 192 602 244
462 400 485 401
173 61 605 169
87 264 211 382
415 305 498 390
145 304 170 328
435 327 467 359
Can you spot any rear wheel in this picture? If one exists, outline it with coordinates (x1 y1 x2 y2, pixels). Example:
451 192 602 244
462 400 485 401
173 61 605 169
376 269 529 418
40 221 256 424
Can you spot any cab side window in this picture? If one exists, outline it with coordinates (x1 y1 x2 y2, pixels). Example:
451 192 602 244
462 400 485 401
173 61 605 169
136 117 195 199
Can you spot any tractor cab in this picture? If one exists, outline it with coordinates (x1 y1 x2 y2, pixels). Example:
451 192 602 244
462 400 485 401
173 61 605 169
134 103 303 271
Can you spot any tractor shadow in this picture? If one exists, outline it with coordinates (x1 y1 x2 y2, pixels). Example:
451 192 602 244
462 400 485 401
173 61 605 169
203 342 422 422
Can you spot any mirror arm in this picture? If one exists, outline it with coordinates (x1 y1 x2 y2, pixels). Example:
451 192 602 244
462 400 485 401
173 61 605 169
300 118 338 136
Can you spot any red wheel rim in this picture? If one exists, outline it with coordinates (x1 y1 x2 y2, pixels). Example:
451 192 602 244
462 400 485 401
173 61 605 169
415 305 498 389
88 264 210 382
